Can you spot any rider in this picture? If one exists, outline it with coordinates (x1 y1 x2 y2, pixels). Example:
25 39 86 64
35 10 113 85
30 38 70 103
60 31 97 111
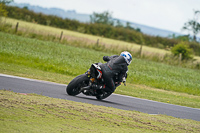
93 51 132 99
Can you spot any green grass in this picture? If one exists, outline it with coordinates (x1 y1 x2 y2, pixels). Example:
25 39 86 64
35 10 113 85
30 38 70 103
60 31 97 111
1 90 200 133
1 60 200 108
2 17 200 70
116 84 200 108
0 32 200 108
129 59 200 95
4 17 167 54
4 17 200 61
0 32 199 95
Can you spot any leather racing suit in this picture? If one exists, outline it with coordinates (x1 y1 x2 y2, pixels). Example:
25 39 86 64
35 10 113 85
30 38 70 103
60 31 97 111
100 55 128 93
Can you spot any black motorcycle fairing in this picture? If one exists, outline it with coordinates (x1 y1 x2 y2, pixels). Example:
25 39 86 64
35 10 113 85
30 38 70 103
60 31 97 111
67 62 125 100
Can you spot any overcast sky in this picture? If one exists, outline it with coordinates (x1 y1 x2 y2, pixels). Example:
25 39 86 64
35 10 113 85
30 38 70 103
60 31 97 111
14 0 200 34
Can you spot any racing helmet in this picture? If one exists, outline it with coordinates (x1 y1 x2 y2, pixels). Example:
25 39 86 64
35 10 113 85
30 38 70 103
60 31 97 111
120 51 132 65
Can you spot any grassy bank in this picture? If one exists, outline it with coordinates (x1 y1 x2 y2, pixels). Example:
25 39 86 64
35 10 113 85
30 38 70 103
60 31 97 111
3 17 170 54
1 17 200 69
1 90 200 133
0 32 200 108
0 32 199 95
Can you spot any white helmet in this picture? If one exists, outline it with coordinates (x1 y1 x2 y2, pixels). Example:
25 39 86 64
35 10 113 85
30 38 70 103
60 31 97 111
120 51 132 65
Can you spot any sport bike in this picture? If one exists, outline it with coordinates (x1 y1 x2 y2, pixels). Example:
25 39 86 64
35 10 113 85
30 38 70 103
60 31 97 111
66 63 126 100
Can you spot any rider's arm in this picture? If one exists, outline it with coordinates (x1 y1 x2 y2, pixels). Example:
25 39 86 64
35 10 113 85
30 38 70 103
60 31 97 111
103 55 119 62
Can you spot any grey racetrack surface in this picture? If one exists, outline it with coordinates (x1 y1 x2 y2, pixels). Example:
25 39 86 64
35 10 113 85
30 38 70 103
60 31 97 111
0 74 200 121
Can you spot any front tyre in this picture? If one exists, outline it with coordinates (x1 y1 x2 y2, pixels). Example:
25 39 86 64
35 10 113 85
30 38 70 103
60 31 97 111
66 74 89 96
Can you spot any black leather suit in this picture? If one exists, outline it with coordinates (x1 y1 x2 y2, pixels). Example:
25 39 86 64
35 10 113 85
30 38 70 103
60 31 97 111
100 55 128 93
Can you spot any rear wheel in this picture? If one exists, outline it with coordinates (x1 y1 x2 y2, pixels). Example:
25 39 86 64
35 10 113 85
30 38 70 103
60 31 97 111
66 74 89 96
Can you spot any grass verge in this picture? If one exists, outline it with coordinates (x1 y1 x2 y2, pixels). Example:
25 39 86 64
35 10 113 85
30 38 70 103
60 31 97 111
1 90 200 133
0 61 200 109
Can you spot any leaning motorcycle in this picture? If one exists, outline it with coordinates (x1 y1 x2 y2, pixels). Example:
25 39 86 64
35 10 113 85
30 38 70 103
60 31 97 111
66 63 126 100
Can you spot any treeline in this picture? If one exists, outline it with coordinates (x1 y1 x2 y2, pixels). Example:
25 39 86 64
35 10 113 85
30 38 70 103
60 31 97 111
5 6 200 55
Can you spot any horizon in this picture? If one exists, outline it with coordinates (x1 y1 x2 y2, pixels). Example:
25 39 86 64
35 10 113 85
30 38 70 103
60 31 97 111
9 0 200 38
13 0 200 34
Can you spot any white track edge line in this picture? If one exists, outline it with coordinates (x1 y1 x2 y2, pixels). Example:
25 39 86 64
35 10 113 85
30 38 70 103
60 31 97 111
1 73 200 111
0 73 66 86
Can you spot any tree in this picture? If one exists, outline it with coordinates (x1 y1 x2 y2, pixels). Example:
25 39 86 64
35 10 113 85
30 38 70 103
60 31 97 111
23 6 28 10
0 0 13 4
0 3 8 17
90 11 114 25
125 22 141 32
0 0 13 17
125 22 133 29
115 20 123 28
182 10 200 42
169 34 190 41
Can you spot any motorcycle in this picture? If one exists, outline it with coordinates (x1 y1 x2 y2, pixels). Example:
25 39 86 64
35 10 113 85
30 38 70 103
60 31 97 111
66 63 126 100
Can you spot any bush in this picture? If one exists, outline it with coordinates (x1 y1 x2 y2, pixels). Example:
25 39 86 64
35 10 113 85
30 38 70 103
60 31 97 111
171 42 193 60
0 3 8 17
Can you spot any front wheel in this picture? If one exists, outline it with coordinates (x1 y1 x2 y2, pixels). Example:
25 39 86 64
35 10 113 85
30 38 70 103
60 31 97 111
66 74 89 96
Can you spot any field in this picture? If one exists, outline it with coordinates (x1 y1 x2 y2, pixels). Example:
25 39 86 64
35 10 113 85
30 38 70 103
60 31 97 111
2 17 200 68
0 31 200 108
1 18 178 55
1 17 200 132
1 90 200 133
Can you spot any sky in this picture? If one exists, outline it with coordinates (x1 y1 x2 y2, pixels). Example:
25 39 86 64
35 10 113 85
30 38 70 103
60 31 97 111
14 0 200 34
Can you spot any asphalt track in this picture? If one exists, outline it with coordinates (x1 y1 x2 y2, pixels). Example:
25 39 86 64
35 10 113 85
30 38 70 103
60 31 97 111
0 74 200 121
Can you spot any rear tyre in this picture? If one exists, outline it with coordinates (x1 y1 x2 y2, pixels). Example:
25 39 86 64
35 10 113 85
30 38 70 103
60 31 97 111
66 74 89 96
